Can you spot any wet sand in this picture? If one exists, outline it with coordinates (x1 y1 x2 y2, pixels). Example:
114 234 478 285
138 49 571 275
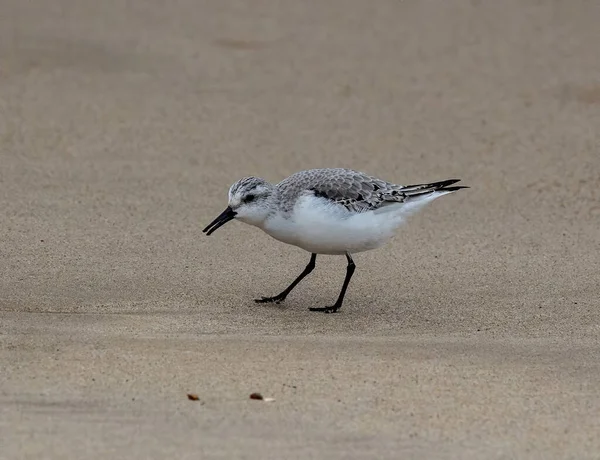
1 0 600 458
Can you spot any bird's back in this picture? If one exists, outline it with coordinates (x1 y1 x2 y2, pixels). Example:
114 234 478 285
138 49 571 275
275 168 398 214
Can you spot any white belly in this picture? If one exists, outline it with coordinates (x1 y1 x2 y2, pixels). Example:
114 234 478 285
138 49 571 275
261 195 400 255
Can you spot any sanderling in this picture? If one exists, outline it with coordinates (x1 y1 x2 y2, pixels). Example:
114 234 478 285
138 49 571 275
203 168 468 313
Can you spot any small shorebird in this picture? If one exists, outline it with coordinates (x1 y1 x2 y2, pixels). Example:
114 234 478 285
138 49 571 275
203 168 468 313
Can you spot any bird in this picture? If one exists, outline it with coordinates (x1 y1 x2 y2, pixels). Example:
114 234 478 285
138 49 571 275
203 168 468 313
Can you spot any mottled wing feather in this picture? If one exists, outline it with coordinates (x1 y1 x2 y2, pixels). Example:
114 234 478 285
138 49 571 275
307 173 394 213
276 168 464 214
277 168 403 213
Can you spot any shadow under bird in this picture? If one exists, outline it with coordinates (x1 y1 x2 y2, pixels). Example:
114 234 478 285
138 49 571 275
203 168 468 313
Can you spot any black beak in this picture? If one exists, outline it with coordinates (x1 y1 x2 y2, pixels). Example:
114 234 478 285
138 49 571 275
202 206 237 236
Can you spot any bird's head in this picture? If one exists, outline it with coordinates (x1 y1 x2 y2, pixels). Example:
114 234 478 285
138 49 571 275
202 177 274 235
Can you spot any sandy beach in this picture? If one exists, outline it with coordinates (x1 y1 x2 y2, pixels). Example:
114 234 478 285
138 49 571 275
1 0 600 458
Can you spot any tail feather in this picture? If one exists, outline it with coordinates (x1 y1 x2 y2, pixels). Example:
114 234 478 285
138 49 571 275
442 186 469 192
399 179 469 198
374 179 468 218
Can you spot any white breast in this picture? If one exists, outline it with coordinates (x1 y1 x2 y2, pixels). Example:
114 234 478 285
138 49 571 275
262 195 401 255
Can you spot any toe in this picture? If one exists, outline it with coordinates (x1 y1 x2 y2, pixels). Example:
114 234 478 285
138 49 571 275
255 296 285 304
308 306 340 313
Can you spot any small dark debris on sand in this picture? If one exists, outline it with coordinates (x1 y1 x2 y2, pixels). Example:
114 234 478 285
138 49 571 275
250 392 275 402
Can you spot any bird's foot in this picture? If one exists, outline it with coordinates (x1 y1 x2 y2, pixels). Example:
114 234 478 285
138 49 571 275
309 305 340 314
255 294 286 304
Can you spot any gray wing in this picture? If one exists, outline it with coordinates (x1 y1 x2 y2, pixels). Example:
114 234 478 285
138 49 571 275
277 168 464 213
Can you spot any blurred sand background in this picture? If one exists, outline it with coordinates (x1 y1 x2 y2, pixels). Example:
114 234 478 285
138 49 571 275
1 0 600 458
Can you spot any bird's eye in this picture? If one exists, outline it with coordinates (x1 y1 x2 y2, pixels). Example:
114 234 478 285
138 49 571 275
245 194 255 203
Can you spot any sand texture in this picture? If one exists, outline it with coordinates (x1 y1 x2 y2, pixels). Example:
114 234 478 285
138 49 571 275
1 0 600 458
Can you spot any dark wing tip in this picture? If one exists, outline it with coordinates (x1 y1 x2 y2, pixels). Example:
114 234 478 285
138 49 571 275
440 179 462 187
400 179 466 192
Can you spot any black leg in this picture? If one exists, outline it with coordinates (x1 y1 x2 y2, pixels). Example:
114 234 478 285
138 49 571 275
309 253 355 314
255 253 317 304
